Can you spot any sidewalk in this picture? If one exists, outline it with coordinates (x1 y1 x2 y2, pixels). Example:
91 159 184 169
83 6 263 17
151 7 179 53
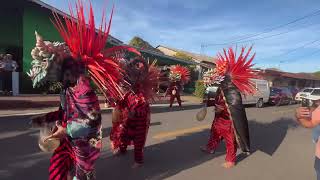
0 94 202 117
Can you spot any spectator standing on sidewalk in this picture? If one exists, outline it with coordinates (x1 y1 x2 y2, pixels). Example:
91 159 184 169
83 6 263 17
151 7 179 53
4 54 18 72
0 54 18 95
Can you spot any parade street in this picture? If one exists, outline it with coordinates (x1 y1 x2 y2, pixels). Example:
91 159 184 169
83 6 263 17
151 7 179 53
0 104 315 180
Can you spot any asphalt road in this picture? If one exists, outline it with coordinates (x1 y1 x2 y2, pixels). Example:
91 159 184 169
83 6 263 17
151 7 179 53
0 104 315 180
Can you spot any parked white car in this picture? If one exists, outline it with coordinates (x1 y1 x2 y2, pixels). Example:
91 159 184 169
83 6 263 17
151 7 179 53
305 88 320 101
205 86 218 96
241 79 270 108
295 87 314 101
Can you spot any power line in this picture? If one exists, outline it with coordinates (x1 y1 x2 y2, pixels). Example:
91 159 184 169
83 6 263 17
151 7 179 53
258 38 320 61
255 43 320 70
215 21 320 45
255 47 320 69
281 48 320 63
202 9 320 47
200 24 319 55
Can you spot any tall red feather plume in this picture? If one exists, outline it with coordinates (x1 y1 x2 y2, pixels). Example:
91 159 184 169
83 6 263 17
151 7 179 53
51 0 130 102
216 46 257 94
142 62 160 102
169 65 191 84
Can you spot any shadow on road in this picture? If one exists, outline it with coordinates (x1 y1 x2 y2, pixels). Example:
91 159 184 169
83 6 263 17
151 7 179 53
0 117 299 180
0 100 60 110
102 122 163 139
94 118 299 180
96 130 221 180
0 99 110 110
249 117 299 156
100 104 203 115
151 104 203 114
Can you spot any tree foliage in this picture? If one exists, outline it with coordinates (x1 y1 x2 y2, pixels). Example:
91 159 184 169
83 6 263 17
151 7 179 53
128 36 163 54
173 52 193 61
129 36 153 49
194 80 205 98
314 71 320 78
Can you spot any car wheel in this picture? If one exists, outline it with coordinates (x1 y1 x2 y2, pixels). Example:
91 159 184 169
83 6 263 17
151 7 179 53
256 98 264 108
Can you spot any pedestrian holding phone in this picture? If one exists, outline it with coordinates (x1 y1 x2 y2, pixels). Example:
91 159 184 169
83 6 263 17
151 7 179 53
296 97 320 180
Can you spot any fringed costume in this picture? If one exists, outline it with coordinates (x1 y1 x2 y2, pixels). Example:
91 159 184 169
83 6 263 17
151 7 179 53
201 46 257 165
166 65 190 107
28 1 139 179
110 58 160 165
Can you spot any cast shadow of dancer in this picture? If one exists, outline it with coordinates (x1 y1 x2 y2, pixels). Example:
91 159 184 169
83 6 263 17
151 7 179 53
95 118 299 180
0 117 298 180
237 117 299 161
249 117 299 156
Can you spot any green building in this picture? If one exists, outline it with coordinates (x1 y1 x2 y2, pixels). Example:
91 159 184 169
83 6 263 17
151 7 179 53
1 0 198 94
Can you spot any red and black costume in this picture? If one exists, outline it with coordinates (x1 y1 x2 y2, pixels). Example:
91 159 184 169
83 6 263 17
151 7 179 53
110 59 159 164
166 81 182 107
166 65 190 107
205 89 236 163
118 92 151 163
202 47 257 163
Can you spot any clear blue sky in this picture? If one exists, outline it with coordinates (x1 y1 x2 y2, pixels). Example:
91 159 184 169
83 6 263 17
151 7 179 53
42 0 320 73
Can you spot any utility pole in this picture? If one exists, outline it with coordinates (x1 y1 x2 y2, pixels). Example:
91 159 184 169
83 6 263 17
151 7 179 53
198 43 208 80
200 43 205 56
279 60 285 70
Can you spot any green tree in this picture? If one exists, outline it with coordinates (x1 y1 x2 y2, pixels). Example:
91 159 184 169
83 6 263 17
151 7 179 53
314 71 320 78
129 36 147 48
194 80 205 98
128 36 163 54
129 36 152 49
173 52 193 61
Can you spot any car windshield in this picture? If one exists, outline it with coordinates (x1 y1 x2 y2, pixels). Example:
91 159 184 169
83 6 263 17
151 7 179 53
311 89 320 95
270 88 281 96
303 88 313 93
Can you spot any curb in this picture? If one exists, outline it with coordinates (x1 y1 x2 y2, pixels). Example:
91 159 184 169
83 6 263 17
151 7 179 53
0 103 202 118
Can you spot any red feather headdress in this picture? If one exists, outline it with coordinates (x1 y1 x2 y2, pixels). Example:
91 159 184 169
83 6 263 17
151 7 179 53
169 65 191 84
204 46 257 94
119 56 160 102
51 0 140 102
142 61 160 102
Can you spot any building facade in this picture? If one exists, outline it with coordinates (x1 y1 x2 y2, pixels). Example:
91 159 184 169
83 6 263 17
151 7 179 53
257 69 320 89
156 45 216 81
1 0 198 95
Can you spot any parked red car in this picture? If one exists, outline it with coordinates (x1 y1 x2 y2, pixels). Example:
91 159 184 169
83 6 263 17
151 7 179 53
269 87 294 106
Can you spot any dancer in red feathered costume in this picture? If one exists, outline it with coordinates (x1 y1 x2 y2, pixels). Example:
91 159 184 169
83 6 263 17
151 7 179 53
200 46 257 168
110 59 160 168
29 1 142 179
165 65 190 108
